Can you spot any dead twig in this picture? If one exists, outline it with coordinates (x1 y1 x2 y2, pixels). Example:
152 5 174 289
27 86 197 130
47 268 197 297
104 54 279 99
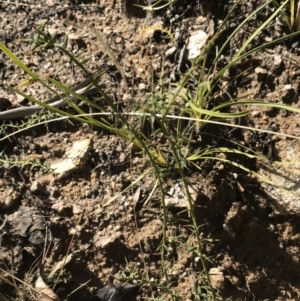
66 21 129 93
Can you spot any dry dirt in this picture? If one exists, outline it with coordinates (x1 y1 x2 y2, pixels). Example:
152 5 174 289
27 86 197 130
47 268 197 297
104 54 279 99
1 0 300 300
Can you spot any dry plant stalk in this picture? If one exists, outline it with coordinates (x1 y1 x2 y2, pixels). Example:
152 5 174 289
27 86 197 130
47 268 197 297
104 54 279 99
66 21 128 92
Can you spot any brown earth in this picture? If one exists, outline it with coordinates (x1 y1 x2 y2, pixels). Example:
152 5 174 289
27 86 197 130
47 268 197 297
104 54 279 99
1 0 300 300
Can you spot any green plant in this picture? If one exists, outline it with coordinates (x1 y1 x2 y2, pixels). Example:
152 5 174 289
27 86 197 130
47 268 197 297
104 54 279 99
272 0 300 32
0 150 52 172
22 21 68 51
2 1 300 300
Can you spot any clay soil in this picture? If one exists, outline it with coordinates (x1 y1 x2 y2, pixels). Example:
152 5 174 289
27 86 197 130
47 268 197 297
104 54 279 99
1 0 300 300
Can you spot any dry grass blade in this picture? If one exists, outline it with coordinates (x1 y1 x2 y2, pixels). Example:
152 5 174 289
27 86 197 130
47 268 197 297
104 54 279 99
2 1 300 301
90 28 128 92
0 268 56 301
66 20 128 92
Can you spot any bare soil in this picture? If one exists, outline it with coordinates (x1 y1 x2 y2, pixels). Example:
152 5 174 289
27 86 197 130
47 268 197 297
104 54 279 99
1 1 300 300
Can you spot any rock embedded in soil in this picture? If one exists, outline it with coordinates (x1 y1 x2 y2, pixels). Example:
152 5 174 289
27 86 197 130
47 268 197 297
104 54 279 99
91 283 139 301
209 267 225 289
50 138 92 179
165 182 199 208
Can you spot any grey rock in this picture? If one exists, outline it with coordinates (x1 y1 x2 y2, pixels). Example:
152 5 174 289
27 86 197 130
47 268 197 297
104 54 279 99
91 283 139 301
